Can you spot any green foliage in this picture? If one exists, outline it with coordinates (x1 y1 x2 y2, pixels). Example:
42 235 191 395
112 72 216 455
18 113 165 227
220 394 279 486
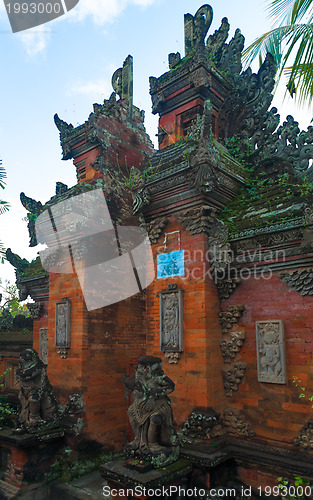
43 448 116 483
0 281 31 331
243 0 313 103
226 137 253 169
219 161 313 234
0 280 29 319
278 475 313 499
0 161 9 264
292 376 313 406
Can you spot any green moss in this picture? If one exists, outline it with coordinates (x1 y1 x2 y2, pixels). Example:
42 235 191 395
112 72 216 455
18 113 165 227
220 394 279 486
219 171 313 235
20 257 46 278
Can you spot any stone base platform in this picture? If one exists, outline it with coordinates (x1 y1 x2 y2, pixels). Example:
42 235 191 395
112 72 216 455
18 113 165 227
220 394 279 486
100 458 192 499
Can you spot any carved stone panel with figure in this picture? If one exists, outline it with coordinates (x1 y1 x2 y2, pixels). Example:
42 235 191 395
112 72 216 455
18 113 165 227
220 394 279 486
256 320 286 384
160 288 183 352
55 299 71 349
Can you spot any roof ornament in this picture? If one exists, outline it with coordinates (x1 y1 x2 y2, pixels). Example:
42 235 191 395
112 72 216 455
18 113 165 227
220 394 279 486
184 4 213 56
111 54 133 118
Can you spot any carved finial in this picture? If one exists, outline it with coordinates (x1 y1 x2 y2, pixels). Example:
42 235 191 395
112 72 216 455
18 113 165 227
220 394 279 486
6 248 30 273
20 192 43 215
111 54 133 117
200 100 213 141
55 182 68 196
54 113 74 135
184 5 213 56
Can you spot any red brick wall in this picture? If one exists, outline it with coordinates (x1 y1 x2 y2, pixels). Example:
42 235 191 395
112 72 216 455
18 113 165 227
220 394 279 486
221 272 313 443
145 220 226 427
47 268 146 447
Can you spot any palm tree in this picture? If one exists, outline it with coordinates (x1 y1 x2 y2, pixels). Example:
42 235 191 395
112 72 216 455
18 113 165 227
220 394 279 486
243 0 313 103
0 162 9 263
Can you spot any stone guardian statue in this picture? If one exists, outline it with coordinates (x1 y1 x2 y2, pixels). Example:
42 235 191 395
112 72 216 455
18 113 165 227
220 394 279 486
123 355 179 467
16 349 59 432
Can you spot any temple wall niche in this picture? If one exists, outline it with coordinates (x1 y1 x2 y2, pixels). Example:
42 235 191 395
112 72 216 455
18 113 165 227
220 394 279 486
220 272 313 442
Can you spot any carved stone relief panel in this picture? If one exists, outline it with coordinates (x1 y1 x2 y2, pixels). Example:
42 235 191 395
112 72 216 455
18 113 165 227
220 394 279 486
5 360 19 392
160 287 183 353
55 298 71 349
39 327 48 365
256 320 286 384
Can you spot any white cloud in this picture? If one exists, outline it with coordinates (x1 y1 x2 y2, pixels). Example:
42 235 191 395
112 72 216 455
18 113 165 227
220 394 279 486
66 0 156 25
8 0 156 54
17 26 51 56
68 78 111 98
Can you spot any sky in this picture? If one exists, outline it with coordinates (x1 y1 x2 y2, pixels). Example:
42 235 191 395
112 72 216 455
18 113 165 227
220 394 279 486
0 0 312 286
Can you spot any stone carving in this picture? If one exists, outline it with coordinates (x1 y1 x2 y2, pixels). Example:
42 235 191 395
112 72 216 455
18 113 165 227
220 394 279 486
145 217 169 244
219 305 245 333
220 331 246 364
222 362 247 396
177 205 217 235
206 17 230 59
55 299 71 349
39 327 48 365
130 166 151 214
184 5 213 55
54 113 74 137
111 54 133 116
188 102 218 194
160 289 183 352
219 53 276 150
123 356 179 467
280 268 313 296
16 349 59 432
216 277 241 302
168 52 181 70
182 408 225 440
58 349 68 359
301 206 313 251
164 352 181 364
223 407 255 437
256 320 286 384
294 420 313 449
6 248 30 274
27 302 42 319
208 219 232 274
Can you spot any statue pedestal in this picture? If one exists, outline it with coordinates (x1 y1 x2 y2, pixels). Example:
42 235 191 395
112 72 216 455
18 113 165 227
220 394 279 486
100 458 192 500
0 428 64 495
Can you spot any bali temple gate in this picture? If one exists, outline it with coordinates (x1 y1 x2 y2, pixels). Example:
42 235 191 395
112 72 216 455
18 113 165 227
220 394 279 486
6 3 313 492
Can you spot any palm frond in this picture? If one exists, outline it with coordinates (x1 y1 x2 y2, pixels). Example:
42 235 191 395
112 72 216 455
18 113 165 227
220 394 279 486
0 162 6 190
0 201 9 215
242 25 294 68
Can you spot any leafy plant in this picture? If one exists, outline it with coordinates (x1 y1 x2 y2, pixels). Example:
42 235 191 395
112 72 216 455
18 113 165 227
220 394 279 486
0 161 10 263
278 475 313 499
243 0 313 103
0 280 30 319
292 376 313 406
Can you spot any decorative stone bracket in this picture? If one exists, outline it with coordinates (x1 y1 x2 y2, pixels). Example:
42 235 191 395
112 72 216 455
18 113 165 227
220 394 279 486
220 331 246 364
294 419 313 449
222 362 247 396
219 305 245 333
280 268 313 297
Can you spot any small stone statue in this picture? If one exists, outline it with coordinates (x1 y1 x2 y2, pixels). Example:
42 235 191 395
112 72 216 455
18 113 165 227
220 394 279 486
123 356 179 467
16 349 59 432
